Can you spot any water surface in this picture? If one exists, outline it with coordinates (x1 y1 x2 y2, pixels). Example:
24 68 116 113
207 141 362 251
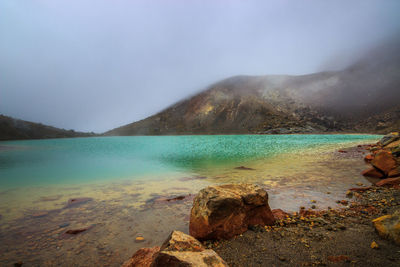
0 135 380 266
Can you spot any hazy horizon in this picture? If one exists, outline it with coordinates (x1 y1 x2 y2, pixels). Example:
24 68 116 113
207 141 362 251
1 0 400 133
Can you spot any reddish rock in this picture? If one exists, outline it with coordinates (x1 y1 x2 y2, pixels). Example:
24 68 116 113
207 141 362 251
371 151 397 175
189 184 275 240
388 167 400 178
327 255 350 262
364 154 374 163
65 228 89 235
375 177 400 187
338 150 347 153
349 187 372 192
122 246 160 267
361 167 384 178
166 195 186 202
272 209 289 220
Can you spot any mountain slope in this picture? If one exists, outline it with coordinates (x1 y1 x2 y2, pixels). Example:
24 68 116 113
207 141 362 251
107 40 400 135
0 115 95 141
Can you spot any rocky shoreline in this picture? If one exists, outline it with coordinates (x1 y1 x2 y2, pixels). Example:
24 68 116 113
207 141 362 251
123 132 400 266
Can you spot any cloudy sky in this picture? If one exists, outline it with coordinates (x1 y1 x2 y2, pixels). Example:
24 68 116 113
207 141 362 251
1 0 399 132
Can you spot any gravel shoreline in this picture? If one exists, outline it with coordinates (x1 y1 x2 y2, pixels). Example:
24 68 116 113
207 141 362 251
211 185 400 266
209 141 400 266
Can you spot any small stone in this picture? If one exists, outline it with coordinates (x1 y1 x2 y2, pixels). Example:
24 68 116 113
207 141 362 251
346 191 353 198
336 223 346 230
278 256 286 261
311 205 316 209
356 182 364 186
370 241 379 249
311 200 317 203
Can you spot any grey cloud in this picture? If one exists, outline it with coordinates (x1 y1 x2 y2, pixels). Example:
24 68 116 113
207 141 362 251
0 0 399 132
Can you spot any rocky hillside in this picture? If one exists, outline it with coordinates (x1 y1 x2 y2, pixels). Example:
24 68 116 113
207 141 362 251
107 39 400 135
0 115 95 141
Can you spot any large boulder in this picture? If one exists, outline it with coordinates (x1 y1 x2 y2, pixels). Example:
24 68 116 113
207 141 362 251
373 211 400 246
371 151 397 176
189 184 275 240
152 231 228 267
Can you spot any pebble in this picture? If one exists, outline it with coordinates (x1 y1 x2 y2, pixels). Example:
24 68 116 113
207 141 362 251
135 236 145 243
370 241 379 249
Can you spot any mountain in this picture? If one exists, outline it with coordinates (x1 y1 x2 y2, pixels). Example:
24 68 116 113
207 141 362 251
108 39 399 135
0 115 95 141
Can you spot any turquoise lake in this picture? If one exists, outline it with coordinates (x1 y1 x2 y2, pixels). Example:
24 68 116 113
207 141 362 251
0 134 381 266
0 135 380 188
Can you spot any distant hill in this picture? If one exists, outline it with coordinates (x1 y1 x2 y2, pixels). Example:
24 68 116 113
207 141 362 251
106 39 400 135
0 115 95 141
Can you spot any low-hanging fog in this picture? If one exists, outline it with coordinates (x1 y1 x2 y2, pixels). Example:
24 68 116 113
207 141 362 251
1 0 399 133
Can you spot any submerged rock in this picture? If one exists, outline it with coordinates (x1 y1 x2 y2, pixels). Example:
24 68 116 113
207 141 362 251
65 197 93 208
234 166 255 170
373 211 400 245
189 183 275 240
31 211 49 218
135 236 145 243
65 228 89 235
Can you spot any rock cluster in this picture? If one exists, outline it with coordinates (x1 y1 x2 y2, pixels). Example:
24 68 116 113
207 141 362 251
122 184 275 266
122 231 227 267
362 132 400 180
189 184 275 240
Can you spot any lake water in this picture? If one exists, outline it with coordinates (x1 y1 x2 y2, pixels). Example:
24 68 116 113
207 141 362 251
0 135 380 266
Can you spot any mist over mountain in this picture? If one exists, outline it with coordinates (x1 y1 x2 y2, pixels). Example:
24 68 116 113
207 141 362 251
106 38 400 136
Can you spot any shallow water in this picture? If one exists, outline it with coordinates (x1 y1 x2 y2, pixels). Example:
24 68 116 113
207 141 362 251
0 135 380 266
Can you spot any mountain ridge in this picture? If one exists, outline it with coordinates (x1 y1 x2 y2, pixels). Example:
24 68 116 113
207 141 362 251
0 115 96 141
106 39 400 136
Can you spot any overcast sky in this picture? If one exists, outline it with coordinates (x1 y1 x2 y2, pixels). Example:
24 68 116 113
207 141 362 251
1 0 399 133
